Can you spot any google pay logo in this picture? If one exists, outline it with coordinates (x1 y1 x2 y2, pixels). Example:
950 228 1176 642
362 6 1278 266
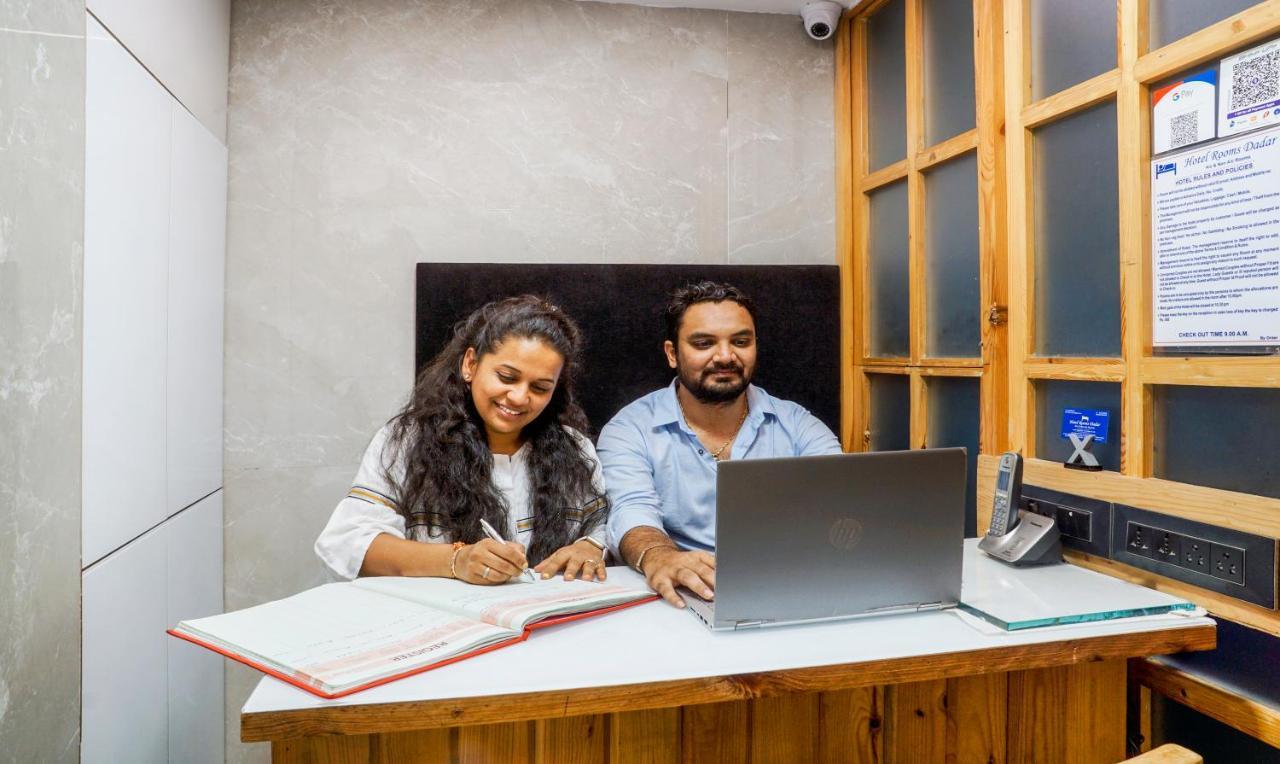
1156 161 1177 178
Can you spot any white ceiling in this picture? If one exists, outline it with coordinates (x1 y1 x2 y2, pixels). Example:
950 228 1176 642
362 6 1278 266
582 0 854 15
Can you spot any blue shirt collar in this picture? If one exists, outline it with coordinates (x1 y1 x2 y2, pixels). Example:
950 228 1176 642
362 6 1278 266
651 378 776 430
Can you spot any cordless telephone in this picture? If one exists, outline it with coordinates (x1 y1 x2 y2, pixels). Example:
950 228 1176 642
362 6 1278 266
988 452 1023 537
978 451 1062 566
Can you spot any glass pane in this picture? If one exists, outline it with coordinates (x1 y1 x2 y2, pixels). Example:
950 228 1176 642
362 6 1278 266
923 0 976 144
925 154 980 357
1029 0 1116 100
868 0 907 170
1033 102 1121 356
1150 0 1259 50
927 376 981 536
1154 385 1280 499
869 180 910 357
1035 380 1121 471
869 373 911 451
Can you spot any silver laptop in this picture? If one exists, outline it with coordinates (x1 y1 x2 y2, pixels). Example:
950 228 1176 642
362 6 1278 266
681 448 967 630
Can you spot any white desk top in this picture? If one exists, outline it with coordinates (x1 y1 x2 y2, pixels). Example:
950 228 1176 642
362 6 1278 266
243 545 1213 716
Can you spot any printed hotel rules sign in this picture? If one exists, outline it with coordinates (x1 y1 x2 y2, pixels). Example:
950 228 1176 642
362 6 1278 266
1151 126 1280 347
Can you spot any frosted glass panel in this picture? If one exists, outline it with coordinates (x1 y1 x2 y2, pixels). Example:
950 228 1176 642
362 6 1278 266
869 374 911 452
923 0 976 144
1034 102 1120 357
1030 0 1116 100
1035 380 1121 471
925 154 980 357
869 180 910 357
1150 0 1259 50
868 0 907 170
1154 386 1280 499
927 376 980 536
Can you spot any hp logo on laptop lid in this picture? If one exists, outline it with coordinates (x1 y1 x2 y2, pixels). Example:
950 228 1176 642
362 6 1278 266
829 518 864 550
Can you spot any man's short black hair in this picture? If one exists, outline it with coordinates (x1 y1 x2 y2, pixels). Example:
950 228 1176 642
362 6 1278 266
663 281 758 344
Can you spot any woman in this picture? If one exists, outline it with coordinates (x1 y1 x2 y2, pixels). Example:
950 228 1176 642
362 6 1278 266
316 295 609 584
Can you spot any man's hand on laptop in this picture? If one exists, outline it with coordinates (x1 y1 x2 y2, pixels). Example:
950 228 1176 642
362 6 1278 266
642 548 716 608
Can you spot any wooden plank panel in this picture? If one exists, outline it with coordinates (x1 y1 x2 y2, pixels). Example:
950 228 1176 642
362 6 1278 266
945 672 1006 764
1117 0 1147 478
836 16 858 449
1020 69 1120 128
975 454 1280 539
1134 658 1280 748
1140 356 1280 388
818 687 883 764
535 715 606 764
864 159 910 190
458 721 532 764
1008 660 1126 764
1023 358 1126 382
1135 3 1280 83
883 679 947 764
751 692 820 763
681 700 749 764
272 735 371 764
609 708 680 764
974 0 1007 456
1002 0 1032 457
1007 665 1067 763
371 730 450 763
915 131 978 171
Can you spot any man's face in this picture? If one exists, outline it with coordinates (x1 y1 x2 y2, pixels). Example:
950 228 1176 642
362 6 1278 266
664 301 757 404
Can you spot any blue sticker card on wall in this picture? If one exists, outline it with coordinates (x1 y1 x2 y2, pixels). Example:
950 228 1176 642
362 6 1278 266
1061 409 1110 444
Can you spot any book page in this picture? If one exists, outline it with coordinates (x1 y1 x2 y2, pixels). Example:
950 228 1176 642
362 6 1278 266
175 583 516 693
353 571 653 631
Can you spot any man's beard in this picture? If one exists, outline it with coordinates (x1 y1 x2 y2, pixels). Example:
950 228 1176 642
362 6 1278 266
677 360 752 404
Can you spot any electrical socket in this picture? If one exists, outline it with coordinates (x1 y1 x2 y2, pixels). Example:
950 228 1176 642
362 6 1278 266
1211 543 1246 586
1152 530 1181 565
1179 537 1211 575
1125 522 1154 558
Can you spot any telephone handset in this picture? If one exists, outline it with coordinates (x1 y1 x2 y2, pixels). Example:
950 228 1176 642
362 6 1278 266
978 451 1061 566
987 452 1023 537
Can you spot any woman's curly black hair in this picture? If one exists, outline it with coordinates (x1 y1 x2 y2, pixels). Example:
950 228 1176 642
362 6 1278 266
383 295 604 564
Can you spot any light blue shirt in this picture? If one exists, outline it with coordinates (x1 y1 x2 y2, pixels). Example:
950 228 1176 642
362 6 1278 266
599 380 842 554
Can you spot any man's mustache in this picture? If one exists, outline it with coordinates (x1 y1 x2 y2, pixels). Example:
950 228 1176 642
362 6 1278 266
702 364 744 376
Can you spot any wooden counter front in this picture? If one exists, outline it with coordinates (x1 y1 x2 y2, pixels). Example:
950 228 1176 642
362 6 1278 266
241 566 1214 763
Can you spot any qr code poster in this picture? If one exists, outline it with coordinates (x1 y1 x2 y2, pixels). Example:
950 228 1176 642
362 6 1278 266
1152 69 1216 155
1219 38 1280 139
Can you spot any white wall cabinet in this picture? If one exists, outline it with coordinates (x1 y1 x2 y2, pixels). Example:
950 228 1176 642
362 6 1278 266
83 15 173 567
86 0 231 141
82 525 169 763
82 11 228 762
168 105 228 514
166 491 225 764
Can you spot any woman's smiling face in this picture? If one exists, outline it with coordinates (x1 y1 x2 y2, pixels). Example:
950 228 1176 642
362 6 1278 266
461 336 564 453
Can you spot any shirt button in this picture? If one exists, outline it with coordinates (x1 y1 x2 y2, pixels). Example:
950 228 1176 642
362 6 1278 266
698 449 704 455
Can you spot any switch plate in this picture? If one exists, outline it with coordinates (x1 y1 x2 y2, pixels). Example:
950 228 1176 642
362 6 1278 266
1020 485 1111 558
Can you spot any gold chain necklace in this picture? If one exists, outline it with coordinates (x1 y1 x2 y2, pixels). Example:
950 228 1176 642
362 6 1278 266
678 395 749 461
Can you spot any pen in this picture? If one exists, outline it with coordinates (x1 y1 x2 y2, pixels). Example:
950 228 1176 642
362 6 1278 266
477 518 536 583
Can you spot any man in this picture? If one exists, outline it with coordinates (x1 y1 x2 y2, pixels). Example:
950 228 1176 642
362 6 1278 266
598 281 841 607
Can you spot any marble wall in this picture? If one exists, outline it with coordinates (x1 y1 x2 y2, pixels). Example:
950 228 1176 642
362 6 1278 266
0 2 85 762
225 0 833 759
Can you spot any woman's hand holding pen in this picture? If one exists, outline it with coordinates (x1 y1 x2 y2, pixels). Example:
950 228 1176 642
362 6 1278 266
455 538 528 585
534 539 607 582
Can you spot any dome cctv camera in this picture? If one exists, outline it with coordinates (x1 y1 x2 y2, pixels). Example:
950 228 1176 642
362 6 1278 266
801 1 842 41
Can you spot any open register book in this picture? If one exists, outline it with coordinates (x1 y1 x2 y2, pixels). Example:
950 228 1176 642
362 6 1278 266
169 573 657 699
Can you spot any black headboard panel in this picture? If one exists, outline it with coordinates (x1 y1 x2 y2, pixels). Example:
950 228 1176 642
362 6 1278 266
415 263 840 438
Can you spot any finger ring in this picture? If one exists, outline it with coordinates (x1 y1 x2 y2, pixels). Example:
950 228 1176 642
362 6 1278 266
482 566 490 579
